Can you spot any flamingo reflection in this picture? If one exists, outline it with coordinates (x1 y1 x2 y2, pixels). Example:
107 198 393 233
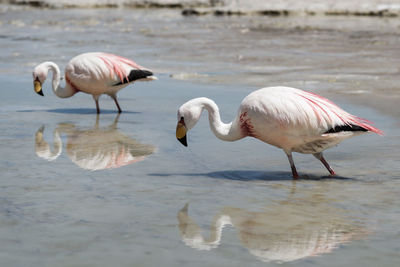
177 187 367 263
35 115 154 170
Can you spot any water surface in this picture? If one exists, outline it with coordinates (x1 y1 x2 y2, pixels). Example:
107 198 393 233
0 6 399 267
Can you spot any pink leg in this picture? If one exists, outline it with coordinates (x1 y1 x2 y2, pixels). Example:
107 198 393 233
313 153 336 176
286 152 299 179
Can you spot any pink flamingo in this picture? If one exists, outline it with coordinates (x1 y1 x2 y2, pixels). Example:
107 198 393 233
32 52 157 113
176 87 383 178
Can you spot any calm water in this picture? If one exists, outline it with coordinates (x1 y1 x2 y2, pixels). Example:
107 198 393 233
1 6 400 267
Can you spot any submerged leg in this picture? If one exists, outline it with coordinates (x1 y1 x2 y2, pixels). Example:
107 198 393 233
110 95 122 113
313 152 336 176
285 151 299 179
93 95 100 114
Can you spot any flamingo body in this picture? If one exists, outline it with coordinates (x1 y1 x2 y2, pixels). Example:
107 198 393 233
176 87 382 178
237 87 381 153
32 52 157 113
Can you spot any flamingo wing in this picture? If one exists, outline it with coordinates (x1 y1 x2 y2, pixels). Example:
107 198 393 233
295 89 383 135
65 52 154 91
96 52 155 85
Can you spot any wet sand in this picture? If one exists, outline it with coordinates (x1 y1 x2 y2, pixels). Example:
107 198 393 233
0 5 399 267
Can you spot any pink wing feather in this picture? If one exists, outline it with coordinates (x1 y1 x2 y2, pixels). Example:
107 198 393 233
97 53 145 83
297 90 383 135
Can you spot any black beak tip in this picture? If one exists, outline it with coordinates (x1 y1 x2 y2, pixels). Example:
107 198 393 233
37 91 44 96
178 136 188 147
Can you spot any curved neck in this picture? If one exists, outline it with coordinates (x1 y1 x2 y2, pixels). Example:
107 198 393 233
206 214 232 244
43 62 75 98
201 99 243 142
35 126 62 161
177 204 232 250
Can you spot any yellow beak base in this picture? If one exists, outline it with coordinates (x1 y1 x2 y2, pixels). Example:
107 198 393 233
34 80 43 96
176 122 187 139
176 122 187 147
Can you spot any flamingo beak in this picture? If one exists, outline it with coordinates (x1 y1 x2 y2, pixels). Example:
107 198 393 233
34 78 43 96
176 121 188 147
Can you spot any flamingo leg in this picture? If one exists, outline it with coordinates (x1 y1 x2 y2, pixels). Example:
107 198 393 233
110 95 122 113
93 95 100 114
95 100 100 114
313 152 336 176
285 152 299 179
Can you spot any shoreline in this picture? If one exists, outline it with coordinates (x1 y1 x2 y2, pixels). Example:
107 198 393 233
1 0 399 17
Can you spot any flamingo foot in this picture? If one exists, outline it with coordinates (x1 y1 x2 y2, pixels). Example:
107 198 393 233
328 169 336 176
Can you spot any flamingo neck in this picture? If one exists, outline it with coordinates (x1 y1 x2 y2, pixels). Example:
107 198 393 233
35 126 62 161
44 62 76 98
205 214 232 245
178 204 232 250
201 98 244 142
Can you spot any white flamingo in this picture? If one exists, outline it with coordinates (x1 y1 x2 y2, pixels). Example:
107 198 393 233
32 52 157 113
176 86 383 178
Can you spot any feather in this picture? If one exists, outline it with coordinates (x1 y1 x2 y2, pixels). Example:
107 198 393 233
113 69 153 86
296 90 383 135
97 53 145 84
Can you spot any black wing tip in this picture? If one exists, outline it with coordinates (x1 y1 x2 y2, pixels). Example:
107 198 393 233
324 124 368 134
114 69 153 86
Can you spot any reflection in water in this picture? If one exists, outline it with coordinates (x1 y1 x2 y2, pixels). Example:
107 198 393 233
35 115 154 170
177 185 367 263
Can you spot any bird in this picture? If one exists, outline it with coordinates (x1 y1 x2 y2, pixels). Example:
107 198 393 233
32 52 157 113
175 86 383 178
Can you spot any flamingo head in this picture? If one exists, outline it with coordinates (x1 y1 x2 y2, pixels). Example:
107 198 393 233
176 99 203 147
32 64 48 96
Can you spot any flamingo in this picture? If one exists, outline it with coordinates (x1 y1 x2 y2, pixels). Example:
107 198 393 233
32 52 157 113
176 86 383 178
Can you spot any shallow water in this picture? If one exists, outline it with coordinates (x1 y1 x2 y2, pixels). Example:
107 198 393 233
1 6 400 267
